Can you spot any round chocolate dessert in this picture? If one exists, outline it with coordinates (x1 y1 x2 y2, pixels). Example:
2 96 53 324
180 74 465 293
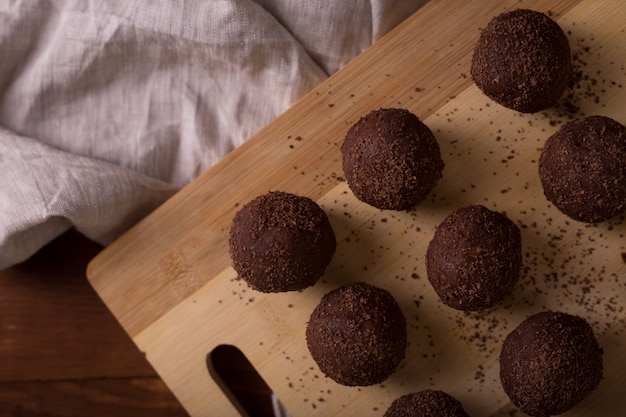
341 108 444 211
471 9 571 113
305 281 407 386
384 389 470 417
500 311 603 417
426 205 522 311
539 115 626 223
229 191 336 293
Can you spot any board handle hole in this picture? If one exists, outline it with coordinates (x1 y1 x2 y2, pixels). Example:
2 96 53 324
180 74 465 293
207 344 291 417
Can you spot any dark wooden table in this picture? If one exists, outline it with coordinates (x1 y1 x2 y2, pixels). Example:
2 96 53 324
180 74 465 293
0 230 274 416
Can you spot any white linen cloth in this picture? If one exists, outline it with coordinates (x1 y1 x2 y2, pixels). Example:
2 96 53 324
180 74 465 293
0 0 427 269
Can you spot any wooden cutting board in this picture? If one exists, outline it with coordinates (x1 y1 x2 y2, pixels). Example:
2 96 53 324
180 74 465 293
87 0 626 415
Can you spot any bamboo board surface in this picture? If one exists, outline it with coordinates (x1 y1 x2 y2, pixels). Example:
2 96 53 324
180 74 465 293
87 0 626 415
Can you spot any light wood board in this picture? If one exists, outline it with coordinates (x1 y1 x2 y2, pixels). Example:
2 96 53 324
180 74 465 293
87 0 626 415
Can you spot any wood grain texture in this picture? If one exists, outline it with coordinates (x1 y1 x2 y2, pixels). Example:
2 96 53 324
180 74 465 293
0 378 186 417
0 231 190 416
0 233 153 382
88 0 626 416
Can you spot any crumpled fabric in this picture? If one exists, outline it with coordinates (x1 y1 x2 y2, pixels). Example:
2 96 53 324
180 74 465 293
0 0 427 269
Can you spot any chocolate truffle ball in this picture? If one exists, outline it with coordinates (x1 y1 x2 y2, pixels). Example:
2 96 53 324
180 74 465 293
471 9 571 113
500 311 603 417
341 108 444 211
539 115 626 223
305 282 407 386
384 389 471 417
426 205 522 311
229 191 336 293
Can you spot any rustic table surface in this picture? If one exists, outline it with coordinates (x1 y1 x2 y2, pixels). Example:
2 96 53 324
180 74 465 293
0 230 274 416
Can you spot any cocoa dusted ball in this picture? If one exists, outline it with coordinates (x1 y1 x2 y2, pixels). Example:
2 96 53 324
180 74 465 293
229 191 336 293
500 311 603 417
305 282 407 386
426 205 522 311
471 9 571 113
341 108 444 211
384 389 471 417
539 115 626 223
